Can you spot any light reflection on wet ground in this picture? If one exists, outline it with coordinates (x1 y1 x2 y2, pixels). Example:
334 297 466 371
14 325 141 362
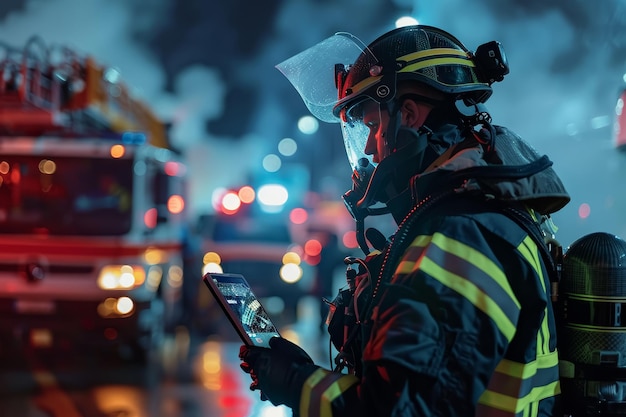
0 297 334 417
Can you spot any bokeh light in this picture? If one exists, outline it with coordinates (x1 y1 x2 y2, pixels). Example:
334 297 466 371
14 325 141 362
278 137 297 156
221 191 241 212
262 154 282 172
395 16 418 27
238 186 255 203
297 115 318 135
304 239 322 257
289 207 308 224
257 184 288 207
578 203 591 219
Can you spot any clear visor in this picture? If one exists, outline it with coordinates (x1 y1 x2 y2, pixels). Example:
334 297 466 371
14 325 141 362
275 32 373 123
340 97 385 170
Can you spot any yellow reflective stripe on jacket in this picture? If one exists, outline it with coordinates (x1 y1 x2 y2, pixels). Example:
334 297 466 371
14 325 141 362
517 236 545 292
397 233 520 342
517 236 552 356
478 381 560 417
300 369 358 417
477 348 560 415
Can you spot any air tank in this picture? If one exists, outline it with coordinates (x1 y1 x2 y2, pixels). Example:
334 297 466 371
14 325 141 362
558 232 626 416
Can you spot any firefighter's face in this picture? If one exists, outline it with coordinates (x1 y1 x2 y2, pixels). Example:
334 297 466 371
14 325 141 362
340 95 432 171
361 101 391 164
346 97 431 165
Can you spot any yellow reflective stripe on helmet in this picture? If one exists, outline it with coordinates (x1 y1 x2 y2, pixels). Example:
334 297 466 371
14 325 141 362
397 233 520 341
478 351 560 415
400 57 477 75
398 48 470 63
344 75 382 97
300 368 358 417
398 47 476 74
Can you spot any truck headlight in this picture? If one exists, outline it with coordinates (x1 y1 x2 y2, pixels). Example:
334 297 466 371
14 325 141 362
280 251 303 283
98 265 146 290
97 297 135 317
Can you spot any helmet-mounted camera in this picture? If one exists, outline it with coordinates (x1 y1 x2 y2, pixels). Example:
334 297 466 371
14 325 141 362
473 40 509 85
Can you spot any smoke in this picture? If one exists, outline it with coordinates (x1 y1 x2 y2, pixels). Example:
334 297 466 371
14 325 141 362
0 0 166 103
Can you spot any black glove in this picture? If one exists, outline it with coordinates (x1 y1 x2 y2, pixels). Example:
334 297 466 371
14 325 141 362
239 336 319 408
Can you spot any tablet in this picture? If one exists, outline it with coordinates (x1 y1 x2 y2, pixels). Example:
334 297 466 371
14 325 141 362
202 272 280 348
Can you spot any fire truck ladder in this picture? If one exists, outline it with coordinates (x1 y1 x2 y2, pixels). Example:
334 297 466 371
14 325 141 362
0 35 167 147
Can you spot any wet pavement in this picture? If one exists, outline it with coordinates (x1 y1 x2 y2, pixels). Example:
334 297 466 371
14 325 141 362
0 297 336 417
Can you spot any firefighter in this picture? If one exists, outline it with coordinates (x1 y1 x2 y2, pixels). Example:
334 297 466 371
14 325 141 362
239 25 571 416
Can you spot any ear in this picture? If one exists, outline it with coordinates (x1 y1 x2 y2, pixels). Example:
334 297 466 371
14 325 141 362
400 99 424 128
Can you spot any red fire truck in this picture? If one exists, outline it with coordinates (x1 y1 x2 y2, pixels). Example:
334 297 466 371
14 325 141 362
0 36 188 361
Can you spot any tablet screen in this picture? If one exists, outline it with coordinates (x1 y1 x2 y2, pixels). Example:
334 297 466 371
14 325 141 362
204 272 280 347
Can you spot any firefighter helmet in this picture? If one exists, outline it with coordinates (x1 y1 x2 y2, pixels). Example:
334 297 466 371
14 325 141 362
333 25 494 120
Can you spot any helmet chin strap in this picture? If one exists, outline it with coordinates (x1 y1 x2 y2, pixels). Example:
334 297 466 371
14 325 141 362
382 101 402 151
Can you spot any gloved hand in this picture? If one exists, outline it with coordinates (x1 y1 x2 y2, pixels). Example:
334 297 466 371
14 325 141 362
239 336 319 408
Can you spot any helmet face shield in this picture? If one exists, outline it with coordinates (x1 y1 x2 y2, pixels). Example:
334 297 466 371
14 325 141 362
340 97 386 169
275 32 374 123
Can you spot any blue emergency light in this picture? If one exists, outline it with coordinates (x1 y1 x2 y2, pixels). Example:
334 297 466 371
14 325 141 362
121 131 147 145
